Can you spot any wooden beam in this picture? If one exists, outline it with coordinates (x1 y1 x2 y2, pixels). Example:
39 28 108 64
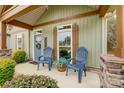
0 5 41 23
53 27 57 60
7 19 33 30
0 6 19 17
114 5 124 58
72 23 79 64
1 5 13 15
0 22 7 49
34 10 99 27
99 5 110 17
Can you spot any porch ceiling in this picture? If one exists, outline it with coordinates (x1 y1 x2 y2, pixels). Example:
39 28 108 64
15 6 46 25
0 5 4 14
13 5 100 26
5 5 114 30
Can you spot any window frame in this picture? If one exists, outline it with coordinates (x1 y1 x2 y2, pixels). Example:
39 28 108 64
57 24 72 60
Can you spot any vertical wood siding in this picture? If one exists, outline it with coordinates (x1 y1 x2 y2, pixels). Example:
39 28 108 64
33 6 102 68
8 27 29 56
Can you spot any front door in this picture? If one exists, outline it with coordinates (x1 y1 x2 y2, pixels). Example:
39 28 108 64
34 31 43 61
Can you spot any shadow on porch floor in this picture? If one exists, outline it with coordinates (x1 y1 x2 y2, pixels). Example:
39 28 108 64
15 63 100 88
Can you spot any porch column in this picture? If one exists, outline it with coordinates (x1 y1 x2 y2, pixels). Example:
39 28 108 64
53 27 57 60
114 5 124 58
0 22 7 49
100 6 124 88
72 23 79 63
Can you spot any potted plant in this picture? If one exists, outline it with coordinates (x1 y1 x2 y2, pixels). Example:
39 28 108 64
54 58 68 72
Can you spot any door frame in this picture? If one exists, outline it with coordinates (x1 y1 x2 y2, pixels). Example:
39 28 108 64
32 28 43 60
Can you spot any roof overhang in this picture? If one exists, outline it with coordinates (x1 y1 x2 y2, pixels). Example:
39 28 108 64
0 5 41 23
0 5 116 30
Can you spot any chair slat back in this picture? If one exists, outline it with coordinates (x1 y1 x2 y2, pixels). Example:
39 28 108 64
44 47 52 59
75 47 88 64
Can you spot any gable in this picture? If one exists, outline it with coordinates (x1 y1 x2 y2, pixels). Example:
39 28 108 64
35 5 99 25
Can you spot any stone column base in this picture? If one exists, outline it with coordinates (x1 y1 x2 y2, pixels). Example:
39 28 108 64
100 54 124 88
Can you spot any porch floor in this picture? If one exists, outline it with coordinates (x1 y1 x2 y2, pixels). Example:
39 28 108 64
15 63 100 88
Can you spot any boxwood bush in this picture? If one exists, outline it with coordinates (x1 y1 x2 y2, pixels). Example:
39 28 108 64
12 50 27 63
2 75 59 88
0 58 16 86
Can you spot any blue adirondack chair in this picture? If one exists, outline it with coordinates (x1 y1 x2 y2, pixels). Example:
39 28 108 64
66 47 88 83
37 47 52 71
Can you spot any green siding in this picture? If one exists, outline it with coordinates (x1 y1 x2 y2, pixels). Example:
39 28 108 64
36 6 97 25
34 6 102 68
9 31 29 56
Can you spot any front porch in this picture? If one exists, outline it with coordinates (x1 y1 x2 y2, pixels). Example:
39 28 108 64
0 5 124 88
15 62 100 88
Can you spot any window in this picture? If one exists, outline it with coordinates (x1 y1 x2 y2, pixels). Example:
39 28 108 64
59 31 71 46
57 24 72 59
16 34 23 50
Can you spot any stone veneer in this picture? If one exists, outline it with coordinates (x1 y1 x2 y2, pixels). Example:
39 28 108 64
100 54 124 88
0 49 12 58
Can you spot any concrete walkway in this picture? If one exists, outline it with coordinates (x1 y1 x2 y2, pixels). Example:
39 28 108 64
15 63 100 88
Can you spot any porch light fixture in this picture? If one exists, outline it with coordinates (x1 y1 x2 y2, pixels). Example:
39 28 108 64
7 25 13 31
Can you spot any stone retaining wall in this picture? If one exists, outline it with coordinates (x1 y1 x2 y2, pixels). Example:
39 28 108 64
100 55 124 88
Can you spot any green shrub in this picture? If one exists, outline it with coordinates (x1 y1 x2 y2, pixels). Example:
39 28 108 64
2 75 59 88
12 50 27 63
0 58 16 86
